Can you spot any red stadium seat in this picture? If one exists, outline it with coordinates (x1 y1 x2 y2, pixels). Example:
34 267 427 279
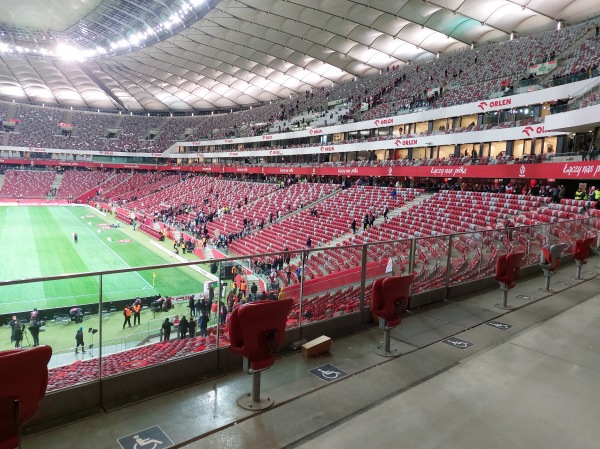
494 251 525 308
228 299 293 410
540 243 568 291
0 346 52 449
371 275 413 357
573 237 596 279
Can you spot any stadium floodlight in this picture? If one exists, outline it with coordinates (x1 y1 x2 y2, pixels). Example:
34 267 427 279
56 44 85 61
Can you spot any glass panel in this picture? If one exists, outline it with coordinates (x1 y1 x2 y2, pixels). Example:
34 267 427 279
528 223 550 265
413 235 450 293
552 220 580 256
97 261 219 377
23 277 102 391
448 233 481 286
299 245 364 325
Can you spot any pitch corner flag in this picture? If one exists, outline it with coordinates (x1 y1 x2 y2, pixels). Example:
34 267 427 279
153 272 157 286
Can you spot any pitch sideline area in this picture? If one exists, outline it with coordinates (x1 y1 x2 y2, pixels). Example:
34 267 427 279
0 205 208 315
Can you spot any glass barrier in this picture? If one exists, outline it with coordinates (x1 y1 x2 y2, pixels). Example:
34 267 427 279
412 235 450 292
0 218 594 392
299 245 361 325
447 232 480 286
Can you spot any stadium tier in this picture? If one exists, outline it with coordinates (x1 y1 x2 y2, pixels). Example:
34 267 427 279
0 21 595 157
2 8 600 447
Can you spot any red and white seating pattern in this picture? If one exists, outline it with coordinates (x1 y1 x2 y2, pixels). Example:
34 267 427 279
0 170 56 198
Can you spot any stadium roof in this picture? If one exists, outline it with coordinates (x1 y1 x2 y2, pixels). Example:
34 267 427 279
0 0 598 111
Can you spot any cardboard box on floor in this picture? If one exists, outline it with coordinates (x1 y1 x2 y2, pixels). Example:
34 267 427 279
302 335 331 357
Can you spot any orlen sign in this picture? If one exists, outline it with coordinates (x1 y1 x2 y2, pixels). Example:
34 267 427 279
309 129 322 135
521 125 546 137
262 135 273 140
477 98 512 111
374 118 393 127
394 139 418 147
320 146 335 152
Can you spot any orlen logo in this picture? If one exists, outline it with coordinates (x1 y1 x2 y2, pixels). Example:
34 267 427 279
320 146 335 152
522 126 545 137
518 165 526 178
394 139 418 147
374 118 393 127
309 129 322 135
224 139 234 143
269 150 281 155
229 152 238 156
262 135 272 140
477 98 511 110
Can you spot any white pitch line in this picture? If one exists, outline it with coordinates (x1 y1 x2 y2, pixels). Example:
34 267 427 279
0 286 152 306
66 208 154 290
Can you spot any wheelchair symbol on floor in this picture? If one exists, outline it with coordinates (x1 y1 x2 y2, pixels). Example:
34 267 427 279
317 369 340 379
117 426 173 449
447 340 469 348
487 321 512 330
133 435 162 449
309 364 349 383
442 337 474 349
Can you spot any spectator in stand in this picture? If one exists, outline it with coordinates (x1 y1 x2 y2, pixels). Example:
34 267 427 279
189 296 195 317
558 184 566 201
195 298 203 317
179 315 188 339
219 302 227 325
589 143 598 161
188 318 197 338
162 318 173 341
575 187 586 200
551 185 559 203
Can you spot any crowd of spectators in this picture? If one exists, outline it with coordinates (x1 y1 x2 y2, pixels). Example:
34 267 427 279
0 20 597 156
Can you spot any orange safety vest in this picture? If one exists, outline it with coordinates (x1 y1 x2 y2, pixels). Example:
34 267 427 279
124 307 131 317
133 304 141 314
240 281 247 292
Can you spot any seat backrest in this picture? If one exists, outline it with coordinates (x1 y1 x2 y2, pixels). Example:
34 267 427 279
229 299 293 371
0 346 52 447
494 254 509 280
504 251 525 284
371 275 414 327
541 243 567 271
574 237 595 261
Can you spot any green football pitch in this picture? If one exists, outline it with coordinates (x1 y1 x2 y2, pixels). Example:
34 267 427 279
0 206 209 314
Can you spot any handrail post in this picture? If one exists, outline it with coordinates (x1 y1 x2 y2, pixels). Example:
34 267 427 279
360 243 368 324
445 235 453 295
299 250 306 339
